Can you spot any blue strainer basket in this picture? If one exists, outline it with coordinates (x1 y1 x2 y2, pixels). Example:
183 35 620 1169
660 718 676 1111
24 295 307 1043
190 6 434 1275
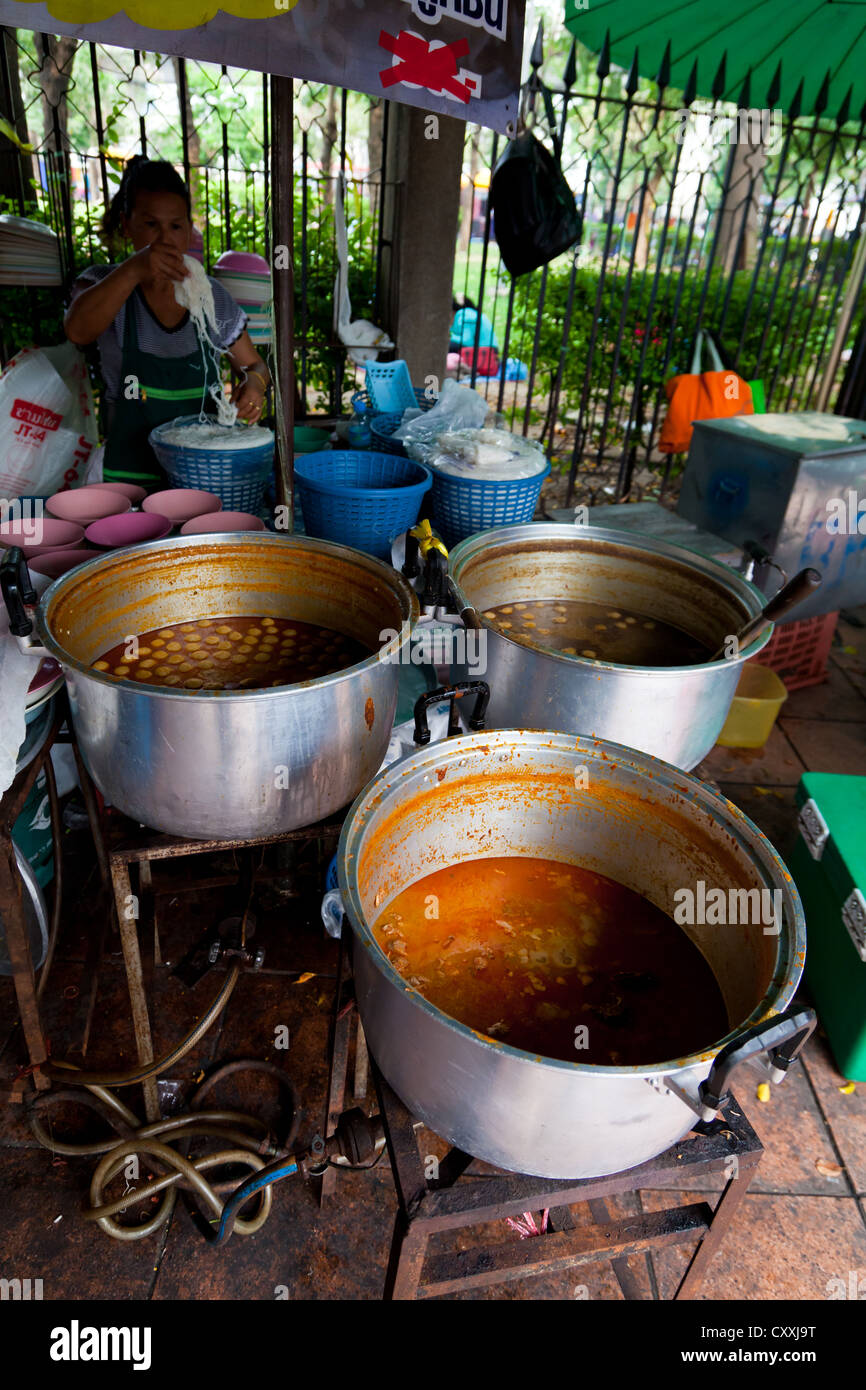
370 387 437 457
149 417 275 513
294 451 431 560
430 460 551 549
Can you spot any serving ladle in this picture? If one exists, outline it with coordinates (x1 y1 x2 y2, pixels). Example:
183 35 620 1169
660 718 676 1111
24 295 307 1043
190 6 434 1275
709 567 822 662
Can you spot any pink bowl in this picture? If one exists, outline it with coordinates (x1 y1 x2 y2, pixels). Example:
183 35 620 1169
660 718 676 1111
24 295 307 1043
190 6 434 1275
85 512 172 548
0 517 85 558
142 489 223 524
29 547 97 578
46 488 130 525
214 250 270 275
180 511 266 535
92 481 148 505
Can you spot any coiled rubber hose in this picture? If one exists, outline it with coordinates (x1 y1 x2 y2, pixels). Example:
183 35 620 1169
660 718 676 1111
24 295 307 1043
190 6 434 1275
29 1059 301 1243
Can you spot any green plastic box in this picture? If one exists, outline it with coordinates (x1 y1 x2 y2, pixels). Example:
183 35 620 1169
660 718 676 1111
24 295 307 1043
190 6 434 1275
791 773 866 1081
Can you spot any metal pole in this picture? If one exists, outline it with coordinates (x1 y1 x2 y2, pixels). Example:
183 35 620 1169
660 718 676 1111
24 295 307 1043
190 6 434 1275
270 74 295 527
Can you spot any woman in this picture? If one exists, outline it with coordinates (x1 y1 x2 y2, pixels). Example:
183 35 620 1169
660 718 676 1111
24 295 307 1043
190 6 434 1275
65 155 271 490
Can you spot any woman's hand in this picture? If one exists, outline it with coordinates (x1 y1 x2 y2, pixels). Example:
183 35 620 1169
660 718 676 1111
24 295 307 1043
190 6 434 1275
232 371 266 423
130 242 189 286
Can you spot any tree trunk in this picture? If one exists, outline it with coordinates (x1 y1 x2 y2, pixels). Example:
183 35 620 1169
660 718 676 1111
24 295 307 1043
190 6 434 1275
366 97 383 213
459 131 480 253
633 162 663 271
173 56 203 219
0 28 35 209
320 85 338 205
35 32 79 150
716 135 768 276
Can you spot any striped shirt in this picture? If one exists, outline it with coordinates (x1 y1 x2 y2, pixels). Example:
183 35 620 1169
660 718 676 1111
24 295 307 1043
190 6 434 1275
70 264 247 403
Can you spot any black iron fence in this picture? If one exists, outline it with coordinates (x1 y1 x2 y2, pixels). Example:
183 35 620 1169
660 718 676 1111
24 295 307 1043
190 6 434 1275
454 32 866 503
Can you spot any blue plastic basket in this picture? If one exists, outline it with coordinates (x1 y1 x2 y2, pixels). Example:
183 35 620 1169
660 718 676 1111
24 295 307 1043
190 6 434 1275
149 417 275 513
365 360 415 413
294 451 432 560
370 387 437 457
430 460 551 549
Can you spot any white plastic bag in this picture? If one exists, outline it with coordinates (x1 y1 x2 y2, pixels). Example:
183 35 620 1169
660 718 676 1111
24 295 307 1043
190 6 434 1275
397 379 488 451
0 342 98 498
421 427 547 480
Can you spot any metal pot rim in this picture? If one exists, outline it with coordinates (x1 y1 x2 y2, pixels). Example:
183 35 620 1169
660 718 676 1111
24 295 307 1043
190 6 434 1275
35 531 419 699
448 522 772 673
338 727 806 1078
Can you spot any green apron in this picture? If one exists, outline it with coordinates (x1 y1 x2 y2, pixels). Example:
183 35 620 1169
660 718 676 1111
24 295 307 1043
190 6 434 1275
103 288 220 490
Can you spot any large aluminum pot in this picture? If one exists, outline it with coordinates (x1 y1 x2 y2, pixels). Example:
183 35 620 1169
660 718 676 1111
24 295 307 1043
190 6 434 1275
8 534 417 840
339 729 811 1179
448 524 772 770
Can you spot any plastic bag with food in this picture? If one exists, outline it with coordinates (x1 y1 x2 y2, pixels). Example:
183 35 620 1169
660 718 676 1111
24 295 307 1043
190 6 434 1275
0 343 98 499
409 426 547 480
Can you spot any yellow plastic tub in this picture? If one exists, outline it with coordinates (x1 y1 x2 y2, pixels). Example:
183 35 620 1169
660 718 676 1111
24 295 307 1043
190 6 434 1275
717 663 788 749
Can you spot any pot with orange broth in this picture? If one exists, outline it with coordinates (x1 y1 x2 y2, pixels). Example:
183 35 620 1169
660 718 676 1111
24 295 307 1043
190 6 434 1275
339 729 810 1179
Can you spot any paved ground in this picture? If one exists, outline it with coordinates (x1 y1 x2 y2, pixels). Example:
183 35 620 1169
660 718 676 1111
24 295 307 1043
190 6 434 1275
1 611 864 1302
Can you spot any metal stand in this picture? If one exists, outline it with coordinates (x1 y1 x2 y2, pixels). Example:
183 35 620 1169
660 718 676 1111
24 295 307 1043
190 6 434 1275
104 816 342 1122
374 1063 762 1301
322 983 762 1300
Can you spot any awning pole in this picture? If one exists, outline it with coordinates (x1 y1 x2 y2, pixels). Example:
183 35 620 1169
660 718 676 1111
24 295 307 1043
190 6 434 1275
270 73 295 529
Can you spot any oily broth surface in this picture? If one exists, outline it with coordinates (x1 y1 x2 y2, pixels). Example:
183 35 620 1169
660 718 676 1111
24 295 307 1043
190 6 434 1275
483 598 711 666
93 615 372 689
372 856 728 1065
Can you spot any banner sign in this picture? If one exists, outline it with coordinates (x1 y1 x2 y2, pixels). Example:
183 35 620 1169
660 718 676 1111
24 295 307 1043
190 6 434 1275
0 0 525 133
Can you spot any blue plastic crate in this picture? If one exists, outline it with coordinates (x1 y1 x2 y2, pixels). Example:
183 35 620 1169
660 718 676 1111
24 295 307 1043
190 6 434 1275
294 450 432 560
365 360 415 413
430 460 551 549
149 416 274 513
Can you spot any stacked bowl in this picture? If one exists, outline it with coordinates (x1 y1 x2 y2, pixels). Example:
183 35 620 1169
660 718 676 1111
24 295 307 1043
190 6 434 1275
212 250 271 346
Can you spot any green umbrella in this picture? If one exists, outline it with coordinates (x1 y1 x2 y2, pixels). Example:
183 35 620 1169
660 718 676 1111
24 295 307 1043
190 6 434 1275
564 0 866 119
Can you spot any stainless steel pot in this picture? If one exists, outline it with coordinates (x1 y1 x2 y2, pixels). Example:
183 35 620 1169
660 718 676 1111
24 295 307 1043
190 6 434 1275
339 729 812 1179
447 523 773 770
3 534 418 840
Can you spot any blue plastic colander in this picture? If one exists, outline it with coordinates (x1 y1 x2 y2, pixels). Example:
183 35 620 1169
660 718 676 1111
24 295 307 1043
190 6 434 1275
294 451 432 560
149 417 274 513
429 460 551 549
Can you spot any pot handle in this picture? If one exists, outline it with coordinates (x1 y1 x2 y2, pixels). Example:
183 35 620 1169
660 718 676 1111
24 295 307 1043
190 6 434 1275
698 1004 816 1115
413 680 490 745
1 546 38 637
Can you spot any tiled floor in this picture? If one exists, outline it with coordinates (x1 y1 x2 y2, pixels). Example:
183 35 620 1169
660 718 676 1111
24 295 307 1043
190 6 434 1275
1 611 864 1301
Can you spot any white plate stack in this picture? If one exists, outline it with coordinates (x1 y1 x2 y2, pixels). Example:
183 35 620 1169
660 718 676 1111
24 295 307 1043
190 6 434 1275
212 250 271 346
0 215 62 286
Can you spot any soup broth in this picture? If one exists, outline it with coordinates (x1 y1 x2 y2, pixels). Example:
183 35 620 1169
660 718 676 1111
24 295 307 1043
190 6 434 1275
482 598 711 666
93 615 372 689
373 856 728 1065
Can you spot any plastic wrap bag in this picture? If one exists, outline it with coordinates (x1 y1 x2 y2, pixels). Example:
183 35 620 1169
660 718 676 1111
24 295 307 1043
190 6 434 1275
412 426 547 480
0 571 51 796
0 343 98 499
396 379 488 452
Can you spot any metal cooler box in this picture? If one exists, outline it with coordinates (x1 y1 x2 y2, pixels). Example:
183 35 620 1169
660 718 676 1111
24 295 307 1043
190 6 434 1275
678 412 866 619
791 772 866 1081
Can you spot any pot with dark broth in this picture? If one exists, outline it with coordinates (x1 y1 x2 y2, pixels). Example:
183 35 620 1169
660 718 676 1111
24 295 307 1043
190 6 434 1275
373 856 728 1064
482 599 710 666
93 615 371 689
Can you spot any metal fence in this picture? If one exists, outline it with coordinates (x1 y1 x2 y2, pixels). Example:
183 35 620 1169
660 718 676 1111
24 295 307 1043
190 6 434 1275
0 29 393 413
454 31 866 504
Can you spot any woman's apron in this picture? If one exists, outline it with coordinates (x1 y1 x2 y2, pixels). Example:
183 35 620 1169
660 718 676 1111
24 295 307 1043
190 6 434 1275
102 290 219 490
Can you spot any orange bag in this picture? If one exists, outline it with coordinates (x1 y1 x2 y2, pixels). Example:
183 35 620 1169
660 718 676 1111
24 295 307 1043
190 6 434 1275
658 331 753 454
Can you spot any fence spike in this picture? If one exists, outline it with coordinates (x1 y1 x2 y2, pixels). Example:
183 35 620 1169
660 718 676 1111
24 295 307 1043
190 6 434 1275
711 52 727 101
835 85 852 127
683 60 698 108
789 77 803 121
814 69 830 116
625 46 640 97
596 30 611 82
530 20 544 71
738 69 751 111
766 61 782 108
655 40 671 92
563 38 577 91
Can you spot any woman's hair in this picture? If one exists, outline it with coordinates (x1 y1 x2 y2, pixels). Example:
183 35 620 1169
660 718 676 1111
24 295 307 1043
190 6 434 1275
102 155 191 242
453 294 477 312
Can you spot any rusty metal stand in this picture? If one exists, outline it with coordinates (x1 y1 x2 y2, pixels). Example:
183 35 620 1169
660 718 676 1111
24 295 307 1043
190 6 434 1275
104 815 342 1121
371 1061 762 1301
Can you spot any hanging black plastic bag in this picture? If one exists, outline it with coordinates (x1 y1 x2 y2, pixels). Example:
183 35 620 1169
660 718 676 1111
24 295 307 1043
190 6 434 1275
491 131 582 277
